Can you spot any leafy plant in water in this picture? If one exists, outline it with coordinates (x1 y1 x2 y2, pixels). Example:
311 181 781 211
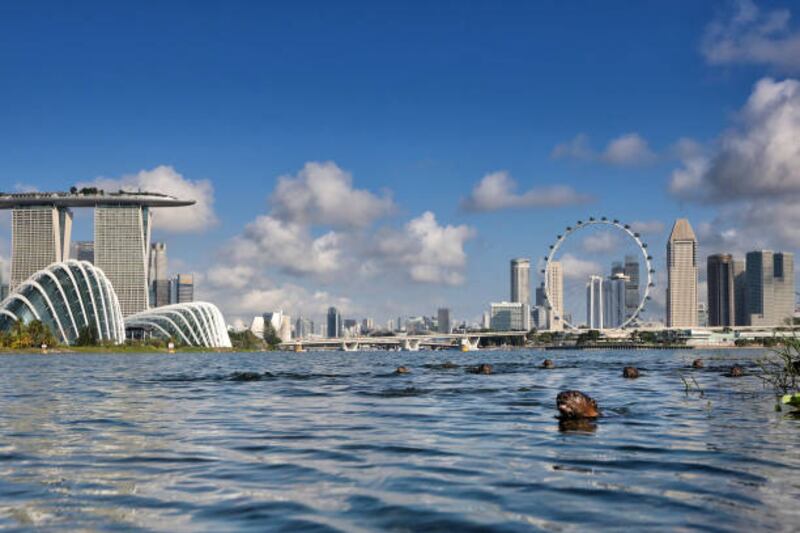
757 338 800 395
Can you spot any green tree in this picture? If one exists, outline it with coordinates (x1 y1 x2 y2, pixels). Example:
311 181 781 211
76 326 99 346
262 322 282 348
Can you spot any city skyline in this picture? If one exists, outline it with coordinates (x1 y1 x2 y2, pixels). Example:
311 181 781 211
1 1 800 324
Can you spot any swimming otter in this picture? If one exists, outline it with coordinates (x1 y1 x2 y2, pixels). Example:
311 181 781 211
622 366 640 379
395 366 410 374
556 390 599 419
542 359 555 369
229 371 263 381
692 358 704 369
727 365 744 377
468 363 493 375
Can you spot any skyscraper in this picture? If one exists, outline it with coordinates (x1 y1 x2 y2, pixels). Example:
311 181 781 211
327 307 342 338
437 308 451 334
10 206 72 290
733 260 747 326
546 261 564 331
707 254 735 327
586 275 604 329
95 205 151 316
149 242 171 308
666 218 698 328
171 274 194 304
71 241 95 263
624 255 640 320
0 258 8 300
746 251 795 326
510 258 531 305
604 272 628 329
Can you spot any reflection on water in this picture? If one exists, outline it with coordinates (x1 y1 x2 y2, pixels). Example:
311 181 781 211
0 349 799 531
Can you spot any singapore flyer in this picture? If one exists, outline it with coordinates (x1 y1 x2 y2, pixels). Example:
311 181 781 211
541 217 655 330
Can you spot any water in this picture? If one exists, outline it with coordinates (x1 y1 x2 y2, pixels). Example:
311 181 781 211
0 349 798 532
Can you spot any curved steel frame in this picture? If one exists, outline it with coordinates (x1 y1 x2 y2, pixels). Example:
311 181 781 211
542 217 655 330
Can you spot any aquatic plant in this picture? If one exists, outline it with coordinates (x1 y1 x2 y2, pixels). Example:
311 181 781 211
757 338 800 395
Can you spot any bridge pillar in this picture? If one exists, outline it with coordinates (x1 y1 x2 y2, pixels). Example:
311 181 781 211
402 339 420 351
460 337 481 351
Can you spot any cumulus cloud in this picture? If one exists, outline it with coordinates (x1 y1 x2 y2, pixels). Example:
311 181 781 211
600 133 656 165
559 253 603 280
552 133 656 166
581 232 621 253
376 211 475 285
702 0 800 72
461 171 591 212
80 165 217 232
270 161 394 228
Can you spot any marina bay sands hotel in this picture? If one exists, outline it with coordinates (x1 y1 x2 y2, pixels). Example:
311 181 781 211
0 190 194 317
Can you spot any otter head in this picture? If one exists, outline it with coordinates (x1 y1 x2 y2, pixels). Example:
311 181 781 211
395 366 410 374
556 390 599 419
622 366 640 379
692 359 704 369
542 359 555 369
728 365 744 378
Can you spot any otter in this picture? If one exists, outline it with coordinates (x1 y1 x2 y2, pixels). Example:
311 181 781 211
395 366 410 374
727 365 744 377
468 363 493 375
692 358 704 369
556 390 599 419
622 366 640 379
229 371 263 382
542 359 555 369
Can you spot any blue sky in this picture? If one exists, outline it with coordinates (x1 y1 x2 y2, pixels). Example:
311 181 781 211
2 0 800 325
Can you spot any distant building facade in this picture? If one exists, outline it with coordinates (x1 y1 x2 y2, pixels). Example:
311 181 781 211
734 260 747 326
327 307 342 338
490 302 531 331
666 218 698 328
707 254 735 327
437 307 451 334
171 274 194 304
10 206 72 291
586 275 604 329
604 272 628 329
746 251 795 326
545 261 564 331
510 258 530 306
148 242 171 308
624 255 640 321
71 240 95 263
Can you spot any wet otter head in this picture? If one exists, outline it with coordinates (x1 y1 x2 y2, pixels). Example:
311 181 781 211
395 366 410 374
622 366 640 379
556 390 599 419
728 365 744 378
542 359 555 369
469 363 493 375
692 358 704 369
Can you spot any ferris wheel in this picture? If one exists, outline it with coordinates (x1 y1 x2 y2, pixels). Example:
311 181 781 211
542 217 655 330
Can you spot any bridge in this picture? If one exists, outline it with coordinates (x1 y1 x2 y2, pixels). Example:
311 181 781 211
280 331 527 352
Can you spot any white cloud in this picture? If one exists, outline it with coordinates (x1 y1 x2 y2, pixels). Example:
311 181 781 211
270 161 394 228
377 211 475 285
552 132 656 166
80 165 217 233
461 171 591 212
702 0 800 72
229 215 342 277
559 253 603 280
600 133 656 166
581 232 621 253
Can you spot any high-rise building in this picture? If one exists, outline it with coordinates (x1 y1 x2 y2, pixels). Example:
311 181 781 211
0 258 8 300
10 206 72 290
586 275 604 329
295 316 314 339
437 308 451 334
510 258 531 306
490 302 531 331
171 274 194 304
71 240 95 263
624 255 640 320
746 251 795 326
95 205 151 316
666 218 698 328
707 254 735 327
327 307 342 338
148 242 171 308
546 261 564 331
361 318 374 332
734 260 747 326
604 272 628 329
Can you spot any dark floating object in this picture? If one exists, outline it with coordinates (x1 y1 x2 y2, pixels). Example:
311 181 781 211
728 365 744 378
395 366 410 374
556 390 599 419
692 358 704 369
468 363 493 375
542 359 555 369
623 366 640 379
230 371 263 382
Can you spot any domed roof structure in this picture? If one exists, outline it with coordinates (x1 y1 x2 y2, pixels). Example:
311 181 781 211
125 302 232 349
0 260 125 345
